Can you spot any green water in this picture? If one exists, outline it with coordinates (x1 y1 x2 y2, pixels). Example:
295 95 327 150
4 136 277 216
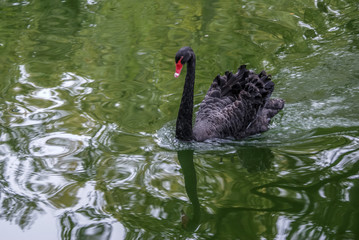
1 0 359 239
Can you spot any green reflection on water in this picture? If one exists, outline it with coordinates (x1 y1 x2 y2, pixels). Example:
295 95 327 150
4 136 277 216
0 0 359 239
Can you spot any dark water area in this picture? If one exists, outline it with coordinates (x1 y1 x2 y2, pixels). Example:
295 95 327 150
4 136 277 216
0 0 359 239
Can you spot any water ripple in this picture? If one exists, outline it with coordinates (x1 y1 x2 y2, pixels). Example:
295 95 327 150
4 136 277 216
29 132 89 158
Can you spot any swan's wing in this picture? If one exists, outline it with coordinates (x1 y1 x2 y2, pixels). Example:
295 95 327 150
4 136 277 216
193 65 284 141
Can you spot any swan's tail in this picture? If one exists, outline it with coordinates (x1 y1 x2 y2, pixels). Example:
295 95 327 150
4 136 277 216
264 98 285 118
212 65 284 136
243 98 285 136
196 65 284 140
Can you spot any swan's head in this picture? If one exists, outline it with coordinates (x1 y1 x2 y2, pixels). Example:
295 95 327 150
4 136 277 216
174 46 194 78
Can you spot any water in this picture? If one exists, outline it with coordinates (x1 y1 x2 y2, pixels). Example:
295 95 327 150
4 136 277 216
0 0 358 239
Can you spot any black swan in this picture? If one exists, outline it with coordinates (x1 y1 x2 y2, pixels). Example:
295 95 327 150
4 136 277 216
174 46 284 141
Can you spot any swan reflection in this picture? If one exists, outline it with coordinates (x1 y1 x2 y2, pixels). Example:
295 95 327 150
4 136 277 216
177 150 201 231
177 146 274 232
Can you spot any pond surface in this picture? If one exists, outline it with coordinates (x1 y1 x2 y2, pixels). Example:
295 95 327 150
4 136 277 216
1 0 359 239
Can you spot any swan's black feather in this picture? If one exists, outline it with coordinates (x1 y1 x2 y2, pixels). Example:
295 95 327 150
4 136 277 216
193 65 284 141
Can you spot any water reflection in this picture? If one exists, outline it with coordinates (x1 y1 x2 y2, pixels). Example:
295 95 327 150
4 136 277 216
237 147 273 173
177 150 200 231
177 146 275 234
176 139 359 239
59 210 112 240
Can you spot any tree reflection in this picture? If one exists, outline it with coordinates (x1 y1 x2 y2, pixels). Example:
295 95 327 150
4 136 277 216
0 189 42 230
0 125 44 230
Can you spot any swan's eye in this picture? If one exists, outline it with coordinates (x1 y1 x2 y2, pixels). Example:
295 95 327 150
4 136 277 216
174 56 184 78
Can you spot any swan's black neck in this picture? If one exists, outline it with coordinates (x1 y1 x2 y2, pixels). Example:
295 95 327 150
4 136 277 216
176 55 196 141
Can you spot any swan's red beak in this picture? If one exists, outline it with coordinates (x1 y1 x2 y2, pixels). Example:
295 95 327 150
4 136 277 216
174 56 183 78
